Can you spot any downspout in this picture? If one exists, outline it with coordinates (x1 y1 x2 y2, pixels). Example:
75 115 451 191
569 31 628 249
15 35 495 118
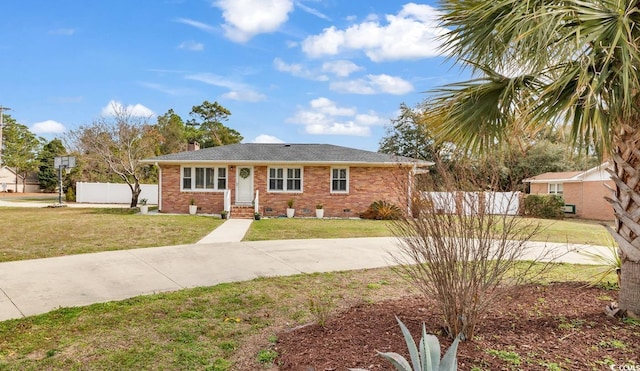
408 164 416 216
155 162 162 212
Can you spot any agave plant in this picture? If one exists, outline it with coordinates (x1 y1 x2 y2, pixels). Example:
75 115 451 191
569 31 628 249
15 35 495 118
350 316 460 371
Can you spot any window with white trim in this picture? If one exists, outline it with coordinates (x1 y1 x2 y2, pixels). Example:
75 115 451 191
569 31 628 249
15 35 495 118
548 183 563 195
268 167 302 192
182 166 227 191
182 168 192 189
331 167 348 193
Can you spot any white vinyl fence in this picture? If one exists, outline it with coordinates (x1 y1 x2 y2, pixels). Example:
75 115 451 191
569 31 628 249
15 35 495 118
76 182 158 204
423 191 521 216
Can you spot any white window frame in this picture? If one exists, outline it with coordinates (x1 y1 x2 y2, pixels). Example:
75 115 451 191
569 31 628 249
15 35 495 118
331 167 349 193
181 165 228 192
548 183 563 195
268 166 303 192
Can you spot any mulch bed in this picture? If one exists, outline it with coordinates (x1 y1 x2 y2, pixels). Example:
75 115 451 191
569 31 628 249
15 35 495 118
275 282 639 370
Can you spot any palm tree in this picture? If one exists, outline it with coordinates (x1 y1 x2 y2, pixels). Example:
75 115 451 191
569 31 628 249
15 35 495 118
428 0 640 317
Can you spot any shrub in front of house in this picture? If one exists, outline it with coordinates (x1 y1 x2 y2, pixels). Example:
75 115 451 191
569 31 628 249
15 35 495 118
523 194 564 219
360 200 402 220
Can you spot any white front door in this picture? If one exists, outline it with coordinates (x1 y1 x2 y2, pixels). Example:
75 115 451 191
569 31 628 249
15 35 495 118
236 166 254 204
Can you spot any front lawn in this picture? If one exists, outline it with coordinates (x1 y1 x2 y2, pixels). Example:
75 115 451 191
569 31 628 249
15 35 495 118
245 216 611 246
0 206 612 262
0 207 222 262
0 264 626 370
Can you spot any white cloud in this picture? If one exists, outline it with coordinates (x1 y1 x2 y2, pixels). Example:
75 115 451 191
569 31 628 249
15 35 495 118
49 28 76 36
214 0 294 42
310 97 355 116
252 134 285 143
186 73 243 90
139 82 194 96
321 60 363 77
354 113 387 126
222 90 266 102
30 120 66 134
330 74 413 95
302 3 447 61
179 40 204 51
286 97 385 136
186 72 266 102
295 1 330 21
273 58 328 81
175 18 216 33
101 100 155 117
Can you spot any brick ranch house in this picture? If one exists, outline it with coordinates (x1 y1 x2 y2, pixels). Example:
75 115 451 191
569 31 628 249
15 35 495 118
142 143 431 218
523 162 614 221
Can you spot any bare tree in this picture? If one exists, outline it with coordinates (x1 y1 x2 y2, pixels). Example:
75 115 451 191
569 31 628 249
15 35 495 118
389 159 548 340
67 107 158 207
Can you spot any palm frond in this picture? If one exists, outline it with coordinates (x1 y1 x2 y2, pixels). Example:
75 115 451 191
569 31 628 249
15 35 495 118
428 65 545 153
433 0 640 156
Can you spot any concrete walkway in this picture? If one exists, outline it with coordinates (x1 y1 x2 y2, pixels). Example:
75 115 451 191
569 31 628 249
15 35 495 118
196 219 253 244
0 228 612 322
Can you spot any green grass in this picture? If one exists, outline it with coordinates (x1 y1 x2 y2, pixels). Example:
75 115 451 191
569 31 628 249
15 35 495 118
0 263 613 370
1 195 59 203
0 207 223 262
244 218 393 240
529 218 613 246
0 207 611 262
243 217 610 246
486 348 521 366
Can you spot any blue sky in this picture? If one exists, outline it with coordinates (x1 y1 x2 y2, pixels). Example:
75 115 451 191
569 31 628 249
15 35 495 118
0 0 464 151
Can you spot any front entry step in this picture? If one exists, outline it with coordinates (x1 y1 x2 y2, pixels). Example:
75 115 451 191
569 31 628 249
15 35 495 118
230 205 254 219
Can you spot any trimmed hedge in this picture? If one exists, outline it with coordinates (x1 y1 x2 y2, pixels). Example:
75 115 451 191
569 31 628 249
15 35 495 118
523 194 564 219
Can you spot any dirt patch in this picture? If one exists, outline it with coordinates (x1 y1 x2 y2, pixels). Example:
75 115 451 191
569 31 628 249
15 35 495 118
275 282 639 370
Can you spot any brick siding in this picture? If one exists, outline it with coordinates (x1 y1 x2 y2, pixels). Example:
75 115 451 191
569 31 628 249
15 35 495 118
529 180 614 220
159 164 410 217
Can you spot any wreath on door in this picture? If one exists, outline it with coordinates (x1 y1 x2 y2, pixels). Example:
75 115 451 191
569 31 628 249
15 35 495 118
239 168 251 179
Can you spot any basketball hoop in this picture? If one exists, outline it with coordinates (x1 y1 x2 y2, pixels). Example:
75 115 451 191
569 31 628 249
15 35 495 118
54 156 76 204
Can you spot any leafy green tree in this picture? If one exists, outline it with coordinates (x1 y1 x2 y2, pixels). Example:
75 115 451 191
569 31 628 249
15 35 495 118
67 110 159 207
379 103 441 162
2 117 43 192
429 0 640 316
38 139 66 192
155 109 187 155
380 104 597 191
188 100 242 148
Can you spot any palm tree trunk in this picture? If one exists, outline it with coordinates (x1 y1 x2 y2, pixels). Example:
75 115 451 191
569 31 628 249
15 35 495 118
605 123 640 318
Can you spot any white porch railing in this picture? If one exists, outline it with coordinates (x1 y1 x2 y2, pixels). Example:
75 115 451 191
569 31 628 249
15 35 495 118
254 190 259 213
223 189 231 215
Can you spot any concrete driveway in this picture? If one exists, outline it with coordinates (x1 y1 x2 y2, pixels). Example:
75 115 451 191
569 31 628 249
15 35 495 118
0 233 609 322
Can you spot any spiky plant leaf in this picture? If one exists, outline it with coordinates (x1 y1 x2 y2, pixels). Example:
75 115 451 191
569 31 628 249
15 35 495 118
396 316 421 370
377 351 413 371
440 335 461 371
422 325 441 370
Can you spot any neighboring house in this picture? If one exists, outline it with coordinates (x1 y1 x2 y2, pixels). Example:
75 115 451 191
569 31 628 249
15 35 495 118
0 166 40 193
142 143 431 218
523 162 614 220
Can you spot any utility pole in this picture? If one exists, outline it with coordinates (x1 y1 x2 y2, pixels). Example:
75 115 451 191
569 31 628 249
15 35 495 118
0 106 12 166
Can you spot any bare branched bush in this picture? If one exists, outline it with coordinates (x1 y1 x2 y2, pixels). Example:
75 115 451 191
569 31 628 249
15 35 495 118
390 158 549 340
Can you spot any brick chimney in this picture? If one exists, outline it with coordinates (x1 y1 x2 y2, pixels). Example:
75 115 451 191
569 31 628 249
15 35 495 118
187 141 200 151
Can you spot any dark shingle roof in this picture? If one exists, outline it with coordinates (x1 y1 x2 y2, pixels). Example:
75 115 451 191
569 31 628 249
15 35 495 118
143 143 429 166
